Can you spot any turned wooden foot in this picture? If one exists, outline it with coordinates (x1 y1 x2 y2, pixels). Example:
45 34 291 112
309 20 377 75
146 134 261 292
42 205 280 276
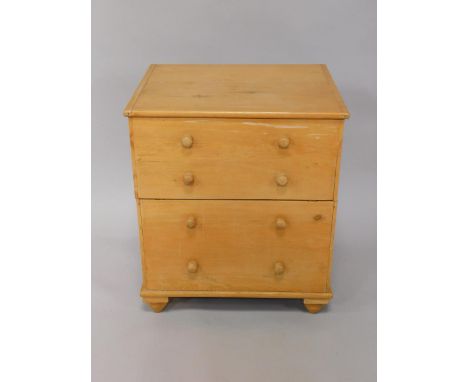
145 297 170 313
303 299 325 313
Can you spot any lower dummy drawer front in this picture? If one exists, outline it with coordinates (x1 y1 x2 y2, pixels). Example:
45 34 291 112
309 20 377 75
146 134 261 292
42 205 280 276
139 200 334 293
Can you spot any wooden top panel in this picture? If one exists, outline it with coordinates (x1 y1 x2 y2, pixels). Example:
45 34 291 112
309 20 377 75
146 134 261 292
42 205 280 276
124 65 349 119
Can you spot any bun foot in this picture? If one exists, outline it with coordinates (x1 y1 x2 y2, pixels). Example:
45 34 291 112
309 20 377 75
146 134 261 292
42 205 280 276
145 297 170 313
303 299 325 313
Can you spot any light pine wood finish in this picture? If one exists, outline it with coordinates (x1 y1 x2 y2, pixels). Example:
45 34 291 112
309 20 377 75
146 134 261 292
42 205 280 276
141 289 332 300
303 300 325 313
124 64 349 313
124 65 349 119
139 200 333 293
144 297 170 313
131 118 343 200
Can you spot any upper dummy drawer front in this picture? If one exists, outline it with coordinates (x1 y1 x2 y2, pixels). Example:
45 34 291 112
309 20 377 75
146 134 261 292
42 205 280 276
130 118 343 200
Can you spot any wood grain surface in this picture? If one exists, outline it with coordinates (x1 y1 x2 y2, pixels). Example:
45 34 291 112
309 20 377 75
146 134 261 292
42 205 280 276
124 64 349 312
124 64 349 119
139 200 334 293
131 118 343 200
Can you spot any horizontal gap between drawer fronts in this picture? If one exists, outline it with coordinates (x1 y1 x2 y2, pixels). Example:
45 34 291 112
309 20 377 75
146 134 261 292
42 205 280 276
137 198 336 202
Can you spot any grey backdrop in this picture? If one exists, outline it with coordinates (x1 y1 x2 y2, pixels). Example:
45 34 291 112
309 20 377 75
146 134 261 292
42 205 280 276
92 1 376 381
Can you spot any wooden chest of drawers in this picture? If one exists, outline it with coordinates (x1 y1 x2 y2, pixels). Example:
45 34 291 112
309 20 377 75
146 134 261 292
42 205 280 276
124 65 349 313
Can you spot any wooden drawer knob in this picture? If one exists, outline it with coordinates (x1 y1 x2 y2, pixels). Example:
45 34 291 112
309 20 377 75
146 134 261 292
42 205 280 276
186 216 197 229
183 172 194 185
275 217 287 229
181 135 193 148
314 214 322 221
278 137 290 149
275 174 288 187
274 261 285 275
187 260 198 273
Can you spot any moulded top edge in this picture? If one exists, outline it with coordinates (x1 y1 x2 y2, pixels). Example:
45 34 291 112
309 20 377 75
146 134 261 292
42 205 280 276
123 64 350 120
